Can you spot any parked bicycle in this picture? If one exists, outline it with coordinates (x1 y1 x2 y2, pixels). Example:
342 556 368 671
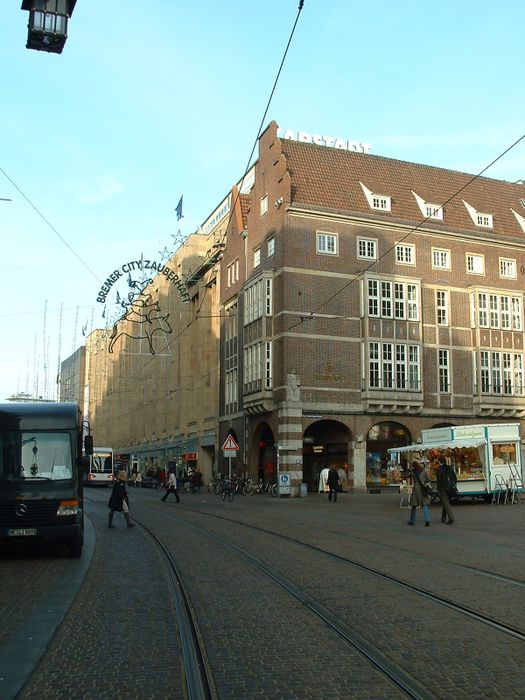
243 478 277 496
207 474 225 495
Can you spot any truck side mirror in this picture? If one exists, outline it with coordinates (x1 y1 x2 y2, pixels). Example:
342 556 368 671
84 434 94 456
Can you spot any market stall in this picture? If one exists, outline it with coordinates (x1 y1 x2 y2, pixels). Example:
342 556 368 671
388 423 524 501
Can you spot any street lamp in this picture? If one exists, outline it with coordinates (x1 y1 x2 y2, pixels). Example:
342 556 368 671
21 0 77 55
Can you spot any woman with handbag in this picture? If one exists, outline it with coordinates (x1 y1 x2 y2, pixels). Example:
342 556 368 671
107 470 135 528
436 457 457 524
407 460 432 527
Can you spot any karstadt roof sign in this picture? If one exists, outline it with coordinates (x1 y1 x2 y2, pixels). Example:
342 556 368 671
278 127 371 154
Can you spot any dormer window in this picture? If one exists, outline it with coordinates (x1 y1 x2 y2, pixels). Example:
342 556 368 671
425 204 443 220
372 195 390 211
360 182 391 212
476 213 493 228
463 200 493 228
411 191 443 220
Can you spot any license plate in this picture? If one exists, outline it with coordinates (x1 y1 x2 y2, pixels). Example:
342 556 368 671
9 528 37 536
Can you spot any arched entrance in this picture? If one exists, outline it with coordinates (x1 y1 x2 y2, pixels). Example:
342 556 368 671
252 422 276 483
303 420 351 492
366 421 411 489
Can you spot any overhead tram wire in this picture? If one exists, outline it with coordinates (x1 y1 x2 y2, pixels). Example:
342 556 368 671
215 0 306 250
0 1 306 403
0 166 101 284
102 0 307 398
287 130 525 331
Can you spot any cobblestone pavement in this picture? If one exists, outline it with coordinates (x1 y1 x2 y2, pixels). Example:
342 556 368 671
1 487 523 699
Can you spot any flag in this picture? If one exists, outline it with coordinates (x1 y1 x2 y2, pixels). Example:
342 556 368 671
116 290 121 304
175 195 183 220
81 322 88 337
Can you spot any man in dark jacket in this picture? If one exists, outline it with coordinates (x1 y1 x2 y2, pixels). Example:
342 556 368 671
108 470 135 528
436 458 457 524
327 466 341 502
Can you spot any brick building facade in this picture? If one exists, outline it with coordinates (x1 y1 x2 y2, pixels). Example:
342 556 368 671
218 121 525 493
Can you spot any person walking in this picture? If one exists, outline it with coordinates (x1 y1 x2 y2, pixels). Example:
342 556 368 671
191 466 203 493
161 471 180 503
407 460 432 526
436 457 457 524
107 470 135 528
327 465 341 502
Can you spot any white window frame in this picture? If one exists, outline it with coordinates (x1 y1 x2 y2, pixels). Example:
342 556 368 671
372 195 391 211
357 237 377 260
500 296 511 330
436 290 448 326
432 248 451 270
395 243 415 266
407 284 419 321
479 350 525 396
499 258 516 279
267 237 275 257
367 342 420 391
368 279 379 317
226 259 239 288
369 342 380 388
244 278 272 324
476 212 493 228
438 349 450 394
477 292 522 331
466 253 485 275
316 231 338 255
366 278 419 321
264 341 272 390
425 203 443 220
253 248 261 268
260 195 268 216
225 369 238 413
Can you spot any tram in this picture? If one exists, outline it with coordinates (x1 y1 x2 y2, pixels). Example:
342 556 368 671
84 446 114 486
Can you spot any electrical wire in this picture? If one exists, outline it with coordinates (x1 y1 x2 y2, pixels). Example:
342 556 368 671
286 131 525 331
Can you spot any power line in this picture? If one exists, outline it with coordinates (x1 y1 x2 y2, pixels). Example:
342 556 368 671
0 167 102 284
287 131 525 331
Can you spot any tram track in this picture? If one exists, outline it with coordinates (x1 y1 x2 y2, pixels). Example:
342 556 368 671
86 494 424 698
135 521 218 700
84 491 524 698
133 506 433 700
174 504 525 641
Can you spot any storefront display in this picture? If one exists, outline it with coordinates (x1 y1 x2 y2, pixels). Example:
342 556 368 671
388 423 523 499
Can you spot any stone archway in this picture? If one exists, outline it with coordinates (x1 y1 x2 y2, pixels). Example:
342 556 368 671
251 422 276 483
303 420 352 492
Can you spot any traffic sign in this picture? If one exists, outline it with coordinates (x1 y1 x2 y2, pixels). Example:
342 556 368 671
222 434 239 451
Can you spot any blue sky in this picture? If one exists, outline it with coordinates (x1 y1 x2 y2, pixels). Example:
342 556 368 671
1 0 524 401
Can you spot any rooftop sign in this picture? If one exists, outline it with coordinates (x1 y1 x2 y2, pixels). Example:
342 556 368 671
278 128 371 154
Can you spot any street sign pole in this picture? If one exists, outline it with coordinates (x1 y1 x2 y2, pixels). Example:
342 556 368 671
222 434 240 479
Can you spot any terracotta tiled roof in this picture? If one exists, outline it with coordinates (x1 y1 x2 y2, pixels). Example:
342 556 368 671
281 139 525 240
239 193 251 229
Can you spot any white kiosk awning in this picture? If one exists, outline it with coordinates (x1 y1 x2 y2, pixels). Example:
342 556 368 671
389 437 486 454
